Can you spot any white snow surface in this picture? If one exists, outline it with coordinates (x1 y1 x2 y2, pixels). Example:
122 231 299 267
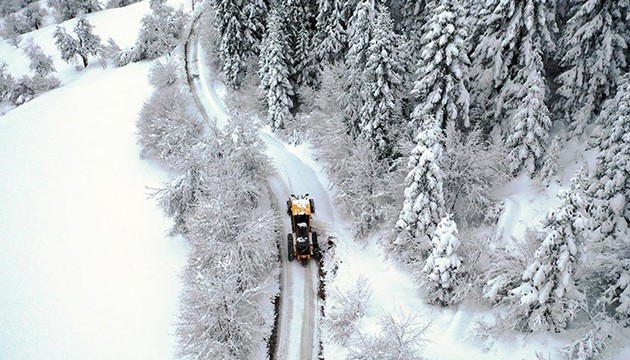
0 2 189 359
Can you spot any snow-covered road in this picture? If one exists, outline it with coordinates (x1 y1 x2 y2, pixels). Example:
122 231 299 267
185 21 334 359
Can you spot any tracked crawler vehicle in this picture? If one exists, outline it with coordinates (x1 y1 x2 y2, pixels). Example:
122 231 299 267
286 194 319 266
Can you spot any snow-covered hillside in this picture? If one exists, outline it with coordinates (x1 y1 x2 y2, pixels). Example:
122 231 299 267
0 2 189 359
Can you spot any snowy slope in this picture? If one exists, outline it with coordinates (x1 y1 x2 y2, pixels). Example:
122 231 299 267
0 2 189 359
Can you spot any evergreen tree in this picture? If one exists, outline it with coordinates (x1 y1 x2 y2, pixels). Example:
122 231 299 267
344 0 376 134
410 2 469 134
357 7 404 160
555 0 630 135
314 0 347 64
279 0 316 104
395 115 445 268
504 62 552 176
586 74 630 319
511 174 588 332
469 0 556 136
213 0 267 88
258 9 293 130
539 136 560 186
422 214 462 306
24 42 56 77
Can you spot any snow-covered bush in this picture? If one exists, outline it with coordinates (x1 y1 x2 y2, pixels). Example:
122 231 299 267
105 0 140 9
483 229 540 305
562 313 625 360
442 122 509 225
148 56 181 88
422 214 463 306
323 275 372 345
132 0 188 61
24 41 56 77
347 311 429 360
136 86 204 170
309 64 404 238
0 62 16 101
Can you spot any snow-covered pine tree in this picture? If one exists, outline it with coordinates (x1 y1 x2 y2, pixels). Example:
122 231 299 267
468 0 556 137
258 8 293 130
278 0 316 107
422 214 462 306
410 1 469 134
504 62 552 176
357 6 404 160
586 74 630 320
395 115 445 269
396 0 431 96
314 0 347 64
539 135 560 186
554 0 630 136
344 0 376 135
212 0 266 88
23 41 56 77
511 174 588 332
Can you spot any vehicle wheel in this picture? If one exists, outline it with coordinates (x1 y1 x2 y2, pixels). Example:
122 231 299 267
312 232 321 260
286 200 292 216
287 234 294 262
309 199 315 213
301 258 308 266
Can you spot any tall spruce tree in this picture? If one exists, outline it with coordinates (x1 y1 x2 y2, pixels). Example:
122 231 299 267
259 8 293 130
314 0 347 64
357 7 404 160
469 0 556 137
586 74 630 319
512 174 588 332
344 0 376 134
410 2 469 134
213 0 267 88
555 0 630 135
395 115 445 269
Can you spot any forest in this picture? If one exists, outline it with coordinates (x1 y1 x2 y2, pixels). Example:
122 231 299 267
0 0 628 359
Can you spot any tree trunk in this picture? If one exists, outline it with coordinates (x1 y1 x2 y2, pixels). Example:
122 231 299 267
81 54 88 68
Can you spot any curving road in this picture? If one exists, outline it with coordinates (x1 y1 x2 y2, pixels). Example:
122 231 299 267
185 17 330 360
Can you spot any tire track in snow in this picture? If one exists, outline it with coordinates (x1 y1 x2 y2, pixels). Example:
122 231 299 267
186 19 320 360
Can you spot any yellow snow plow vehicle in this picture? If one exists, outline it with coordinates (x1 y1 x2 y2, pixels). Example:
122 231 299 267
286 194 319 266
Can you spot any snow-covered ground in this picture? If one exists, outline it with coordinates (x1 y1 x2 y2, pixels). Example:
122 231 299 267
0 2 189 359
